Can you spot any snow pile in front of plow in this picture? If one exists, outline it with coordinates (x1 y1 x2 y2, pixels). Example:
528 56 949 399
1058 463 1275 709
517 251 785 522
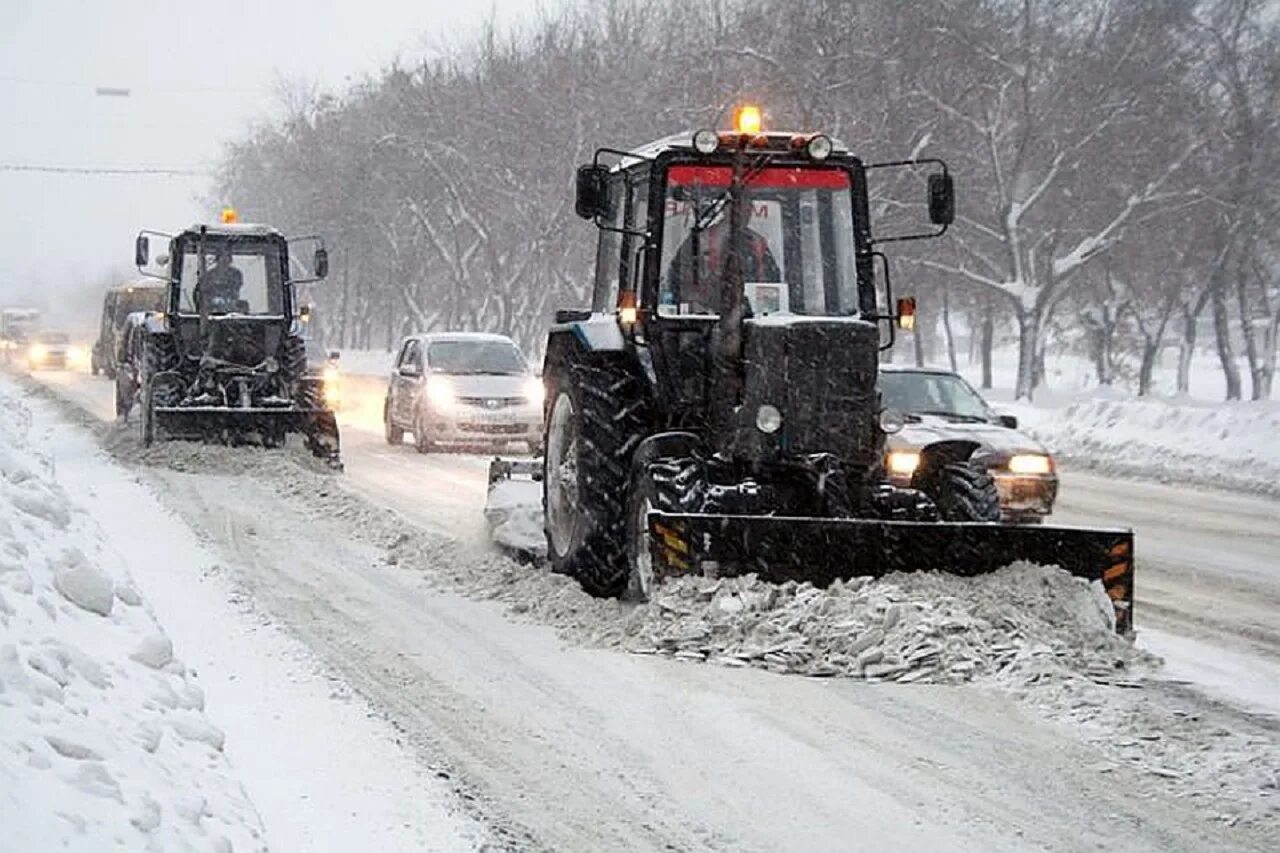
0 400 264 851
621 563 1145 685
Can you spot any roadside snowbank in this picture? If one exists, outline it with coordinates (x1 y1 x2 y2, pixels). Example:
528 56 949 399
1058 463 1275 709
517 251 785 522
1008 392 1280 497
0 398 264 850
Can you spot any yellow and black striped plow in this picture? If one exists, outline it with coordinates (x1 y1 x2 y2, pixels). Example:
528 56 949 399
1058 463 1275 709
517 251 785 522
647 514 1135 634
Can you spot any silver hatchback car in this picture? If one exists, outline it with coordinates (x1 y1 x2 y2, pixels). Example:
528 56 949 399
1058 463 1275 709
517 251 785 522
383 332 544 454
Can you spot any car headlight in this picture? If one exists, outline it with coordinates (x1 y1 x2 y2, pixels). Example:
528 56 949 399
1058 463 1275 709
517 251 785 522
29 344 47 362
322 365 341 404
1008 454 1052 475
886 450 921 476
524 376 545 408
426 377 456 412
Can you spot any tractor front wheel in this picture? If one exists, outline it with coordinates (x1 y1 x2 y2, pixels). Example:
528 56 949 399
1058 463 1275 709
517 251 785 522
543 361 648 598
931 462 1001 522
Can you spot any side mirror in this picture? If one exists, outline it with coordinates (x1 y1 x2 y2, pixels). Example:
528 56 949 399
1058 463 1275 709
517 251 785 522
313 248 329 279
927 173 954 226
328 350 340 361
575 164 611 220
399 363 422 378
997 414 1018 429
896 296 917 331
135 234 149 267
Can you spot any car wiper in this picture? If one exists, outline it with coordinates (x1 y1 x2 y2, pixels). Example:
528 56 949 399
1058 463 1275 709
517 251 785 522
917 410 989 423
690 153 776 233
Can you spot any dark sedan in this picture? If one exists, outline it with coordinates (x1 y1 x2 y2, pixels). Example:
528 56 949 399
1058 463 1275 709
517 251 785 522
879 366 1058 523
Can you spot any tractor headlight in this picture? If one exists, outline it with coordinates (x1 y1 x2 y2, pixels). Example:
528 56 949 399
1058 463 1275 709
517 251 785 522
755 404 783 434
524 376 545 408
806 134 833 161
886 450 921 476
693 128 720 154
426 376 456 412
1008 453 1052 475
878 407 906 434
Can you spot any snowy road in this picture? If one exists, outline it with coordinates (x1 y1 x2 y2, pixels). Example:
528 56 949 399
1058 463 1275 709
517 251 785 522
20 368 1280 850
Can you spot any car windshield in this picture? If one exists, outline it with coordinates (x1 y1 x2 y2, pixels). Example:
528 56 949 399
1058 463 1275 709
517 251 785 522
176 238 284 316
428 340 526 375
658 163 860 318
38 331 69 344
879 371 993 420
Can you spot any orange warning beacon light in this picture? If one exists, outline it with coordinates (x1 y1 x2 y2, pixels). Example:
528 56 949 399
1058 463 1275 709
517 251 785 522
220 207 238 224
735 104 762 135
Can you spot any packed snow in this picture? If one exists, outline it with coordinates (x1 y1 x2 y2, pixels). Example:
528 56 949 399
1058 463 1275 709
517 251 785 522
105 436 1273 829
0 395 264 851
1008 392 1280 497
1 377 494 851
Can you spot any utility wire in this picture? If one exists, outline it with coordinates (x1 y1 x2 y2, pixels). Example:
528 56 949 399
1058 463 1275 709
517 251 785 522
0 163 209 176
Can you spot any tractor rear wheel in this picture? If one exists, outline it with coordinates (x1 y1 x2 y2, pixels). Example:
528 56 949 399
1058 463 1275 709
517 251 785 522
932 462 1001 522
543 360 649 598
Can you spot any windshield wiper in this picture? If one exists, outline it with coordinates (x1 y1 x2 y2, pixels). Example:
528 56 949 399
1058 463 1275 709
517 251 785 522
690 153 776 233
916 410 989 423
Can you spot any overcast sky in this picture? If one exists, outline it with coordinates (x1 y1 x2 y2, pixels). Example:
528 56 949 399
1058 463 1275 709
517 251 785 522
0 0 531 322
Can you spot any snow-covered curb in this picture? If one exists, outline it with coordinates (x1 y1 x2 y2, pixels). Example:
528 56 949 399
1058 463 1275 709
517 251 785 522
1009 393 1280 498
0 397 264 850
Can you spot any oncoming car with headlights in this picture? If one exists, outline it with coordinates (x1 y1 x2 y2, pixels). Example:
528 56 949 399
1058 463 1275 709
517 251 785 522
383 332 544 454
27 330 85 371
879 366 1058 523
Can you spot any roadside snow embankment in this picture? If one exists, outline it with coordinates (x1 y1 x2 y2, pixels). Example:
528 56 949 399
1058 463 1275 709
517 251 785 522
0 400 263 851
1012 392 1280 496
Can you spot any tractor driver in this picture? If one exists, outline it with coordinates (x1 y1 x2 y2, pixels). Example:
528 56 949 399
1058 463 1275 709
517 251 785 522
194 246 244 314
666 197 781 313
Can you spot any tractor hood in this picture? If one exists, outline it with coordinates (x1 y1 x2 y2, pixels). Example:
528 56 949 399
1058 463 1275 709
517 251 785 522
888 413 1047 457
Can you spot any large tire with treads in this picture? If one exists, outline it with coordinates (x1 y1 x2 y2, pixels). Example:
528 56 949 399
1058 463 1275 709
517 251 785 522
625 456 706 601
543 360 649 597
931 461 1001 522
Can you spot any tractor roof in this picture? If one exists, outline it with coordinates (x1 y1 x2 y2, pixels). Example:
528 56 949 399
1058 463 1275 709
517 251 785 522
181 223 283 239
615 130 851 170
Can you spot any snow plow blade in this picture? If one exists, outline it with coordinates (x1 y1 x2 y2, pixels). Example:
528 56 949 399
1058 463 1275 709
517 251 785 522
484 458 544 561
647 514 1135 634
151 406 342 467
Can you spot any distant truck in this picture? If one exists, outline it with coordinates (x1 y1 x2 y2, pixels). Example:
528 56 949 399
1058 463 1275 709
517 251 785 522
92 283 167 378
1 307 41 363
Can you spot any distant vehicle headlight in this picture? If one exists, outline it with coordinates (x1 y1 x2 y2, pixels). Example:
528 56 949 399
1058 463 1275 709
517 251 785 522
524 376 545 408
28 343 48 362
886 450 921 476
426 376 456 412
1008 453 1052 475
322 364 341 406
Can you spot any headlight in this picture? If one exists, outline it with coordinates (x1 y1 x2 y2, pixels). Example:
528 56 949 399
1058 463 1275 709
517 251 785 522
886 451 921 476
755 404 783 434
426 377 456 412
322 365 341 405
805 134 833 161
29 344 47 362
524 376 545 408
1008 454 1052 475
693 128 719 154
878 407 906 435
